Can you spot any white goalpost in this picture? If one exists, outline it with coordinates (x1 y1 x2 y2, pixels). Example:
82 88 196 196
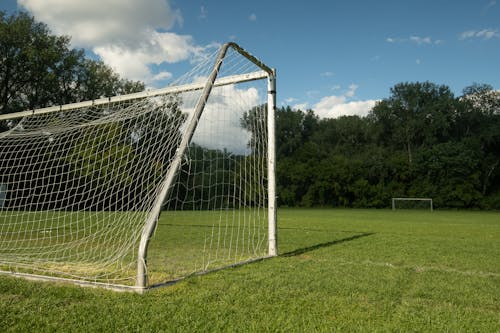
0 42 277 292
392 198 433 211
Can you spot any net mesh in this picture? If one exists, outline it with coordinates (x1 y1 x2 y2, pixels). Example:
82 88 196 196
0 45 270 287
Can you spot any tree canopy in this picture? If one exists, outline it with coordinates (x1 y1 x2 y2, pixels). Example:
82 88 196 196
275 82 499 209
0 11 144 130
1 11 499 210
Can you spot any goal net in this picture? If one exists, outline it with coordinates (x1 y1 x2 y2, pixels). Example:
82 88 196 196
0 43 277 292
392 198 433 211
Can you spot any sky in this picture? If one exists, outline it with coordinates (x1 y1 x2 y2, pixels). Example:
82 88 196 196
1 0 500 118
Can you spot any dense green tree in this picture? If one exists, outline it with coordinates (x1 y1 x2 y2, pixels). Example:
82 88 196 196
271 82 499 209
1 10 498 210
411 140 483 208
274 106 319 158
0 11 155 210
0 11 62 117
313 115 373 154
0 11 144 130
77 59 145 101
369 82 457 168
460 84 500 203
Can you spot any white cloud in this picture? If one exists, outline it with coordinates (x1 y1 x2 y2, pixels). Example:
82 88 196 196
188 84 262 154
387 35 442 45
91 32 208 84
320 71 334 77
460 29 500 40
285 97 298 103
292 103 309 111
312 84 377 118
152 71 173 81
18 0 213 86
409 36 432 45
314 98 377 118
249 13 257 21
19 0 181 46
460 31 475 39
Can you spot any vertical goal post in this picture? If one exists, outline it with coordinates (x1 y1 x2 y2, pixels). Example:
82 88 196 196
392 198 433 211
0 42 277 292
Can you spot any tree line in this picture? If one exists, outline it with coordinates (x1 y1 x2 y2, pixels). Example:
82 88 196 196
0 11 144 131
1 11 499 210
275 82 499 209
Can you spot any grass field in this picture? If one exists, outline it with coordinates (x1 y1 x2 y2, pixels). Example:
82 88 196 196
0 209 269 285
0 208 499 332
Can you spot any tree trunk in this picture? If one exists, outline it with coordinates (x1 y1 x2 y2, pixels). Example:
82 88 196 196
406 139 413 169
482 159 499 195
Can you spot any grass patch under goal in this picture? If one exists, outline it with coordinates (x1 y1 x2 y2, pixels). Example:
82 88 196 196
0 209 268 285
0 208 499 332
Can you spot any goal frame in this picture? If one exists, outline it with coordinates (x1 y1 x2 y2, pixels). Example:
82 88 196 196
0 42 277 292
391 197 433 211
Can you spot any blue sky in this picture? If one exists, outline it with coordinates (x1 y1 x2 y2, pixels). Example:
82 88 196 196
2 0 499 117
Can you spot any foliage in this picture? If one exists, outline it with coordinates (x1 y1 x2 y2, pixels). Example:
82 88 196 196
274 82 499 209
0 11 144 130
369 82 458 167
1 11 498 210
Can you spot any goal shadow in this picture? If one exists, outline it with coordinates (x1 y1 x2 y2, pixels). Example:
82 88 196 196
281 232 375 257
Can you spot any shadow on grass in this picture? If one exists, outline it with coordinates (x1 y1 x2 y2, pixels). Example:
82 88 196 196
281 232 375 257
148 232 374 290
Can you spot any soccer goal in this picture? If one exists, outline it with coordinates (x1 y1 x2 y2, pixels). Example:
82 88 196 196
392 198 433 211
0 42 277 292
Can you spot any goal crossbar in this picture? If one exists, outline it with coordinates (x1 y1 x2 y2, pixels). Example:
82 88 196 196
0 71 268 121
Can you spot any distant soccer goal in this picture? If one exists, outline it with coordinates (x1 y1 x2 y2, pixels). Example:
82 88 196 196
0 42 277 292
392 198 433 211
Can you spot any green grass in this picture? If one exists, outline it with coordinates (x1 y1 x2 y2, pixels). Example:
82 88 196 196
0 209 268 284
148 209 268 284
1 208 499 332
